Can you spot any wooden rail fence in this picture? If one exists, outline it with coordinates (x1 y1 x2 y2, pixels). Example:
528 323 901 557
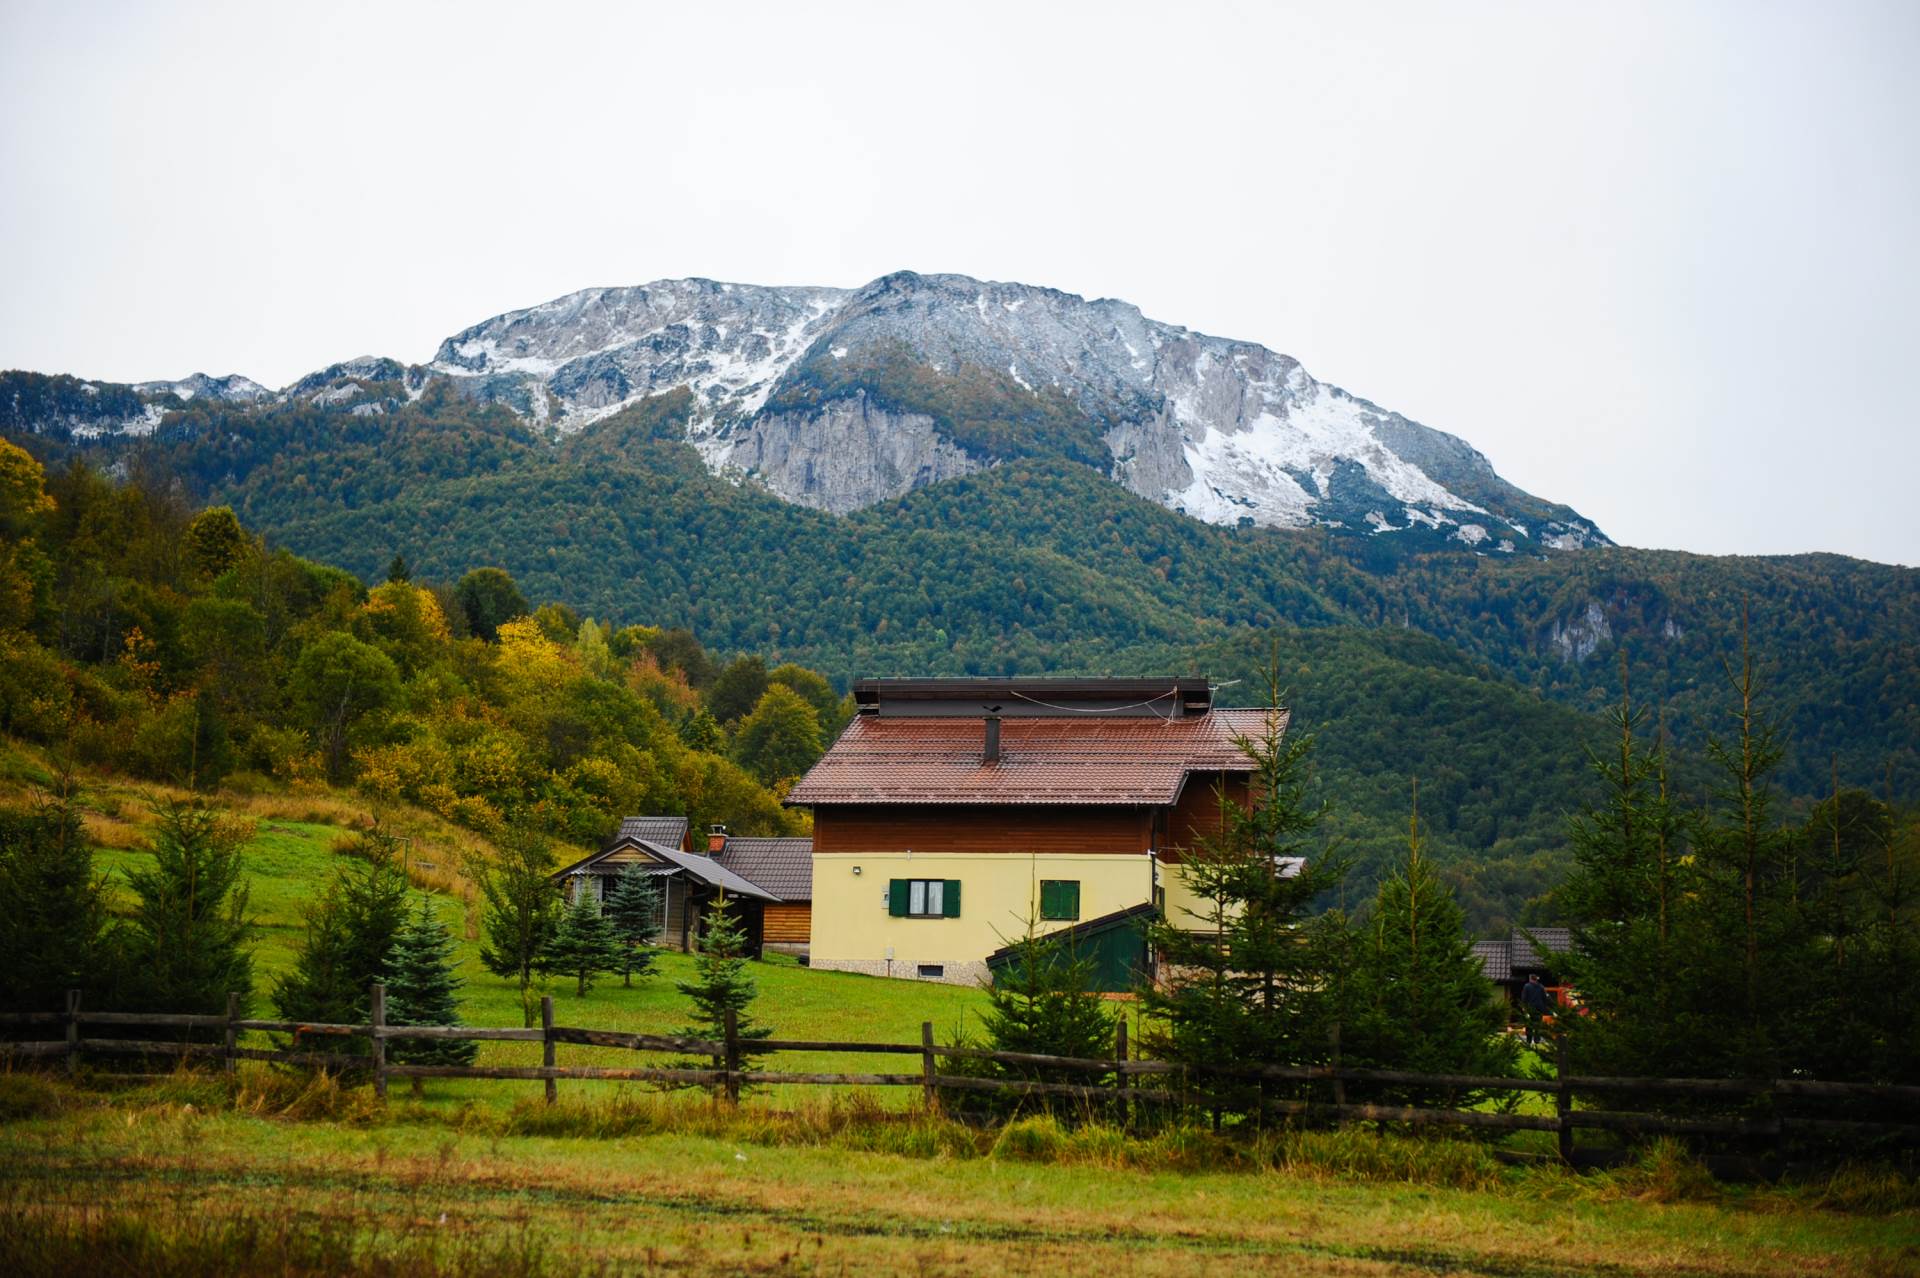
4 986 1916 1156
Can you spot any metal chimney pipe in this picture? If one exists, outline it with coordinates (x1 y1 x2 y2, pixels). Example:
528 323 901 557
983 714 1001 764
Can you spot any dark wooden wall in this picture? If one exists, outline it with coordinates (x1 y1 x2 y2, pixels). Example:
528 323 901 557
813 805 1153 855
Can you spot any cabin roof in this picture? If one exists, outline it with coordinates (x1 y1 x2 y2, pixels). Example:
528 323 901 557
552 837 780 903
715 837 813 900
610 815 690 851
786 707 1278 806
1473 928 1575 985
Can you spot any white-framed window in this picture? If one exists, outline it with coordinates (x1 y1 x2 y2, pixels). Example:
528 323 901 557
910 878 943 917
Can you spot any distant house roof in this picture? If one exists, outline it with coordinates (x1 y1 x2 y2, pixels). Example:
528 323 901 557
716 837 813 901
610 815 689 851
1474 929 1575 985
787 708 1277 807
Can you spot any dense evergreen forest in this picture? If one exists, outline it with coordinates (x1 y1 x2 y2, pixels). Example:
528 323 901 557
6 388 1917 930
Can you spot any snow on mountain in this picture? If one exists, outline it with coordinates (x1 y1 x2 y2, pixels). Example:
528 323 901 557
4 272 1606 551
133 373 271 404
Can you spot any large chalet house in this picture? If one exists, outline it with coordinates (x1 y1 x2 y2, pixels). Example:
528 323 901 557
784 677 1271 987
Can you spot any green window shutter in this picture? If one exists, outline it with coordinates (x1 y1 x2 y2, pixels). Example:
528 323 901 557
888 879 909 917
1040 880 1080 920
942 880 962 917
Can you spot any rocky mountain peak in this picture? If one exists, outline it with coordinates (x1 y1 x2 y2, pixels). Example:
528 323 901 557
4 271 1607 552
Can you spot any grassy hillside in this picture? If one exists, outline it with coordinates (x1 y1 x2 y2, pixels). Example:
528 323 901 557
3 743 987 1100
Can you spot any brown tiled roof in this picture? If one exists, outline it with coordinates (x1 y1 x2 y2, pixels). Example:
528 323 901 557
716 837 813 900
786 708 1278 806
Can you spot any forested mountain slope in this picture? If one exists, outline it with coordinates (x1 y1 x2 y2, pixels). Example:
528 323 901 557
8 385 1913 938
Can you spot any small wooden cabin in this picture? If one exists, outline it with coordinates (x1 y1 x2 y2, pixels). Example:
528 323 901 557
552 817 781 957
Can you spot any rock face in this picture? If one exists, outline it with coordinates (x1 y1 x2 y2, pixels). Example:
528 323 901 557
721 398 982 515
4 270 1608 551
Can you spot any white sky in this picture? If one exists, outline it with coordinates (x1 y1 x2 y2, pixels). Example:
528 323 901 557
2 1 1916 564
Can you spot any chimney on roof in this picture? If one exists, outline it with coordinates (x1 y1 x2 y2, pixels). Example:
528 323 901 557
707 824 727 854
983 707 1002 764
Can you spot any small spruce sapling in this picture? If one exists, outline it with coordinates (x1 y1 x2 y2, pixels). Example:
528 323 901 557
384 895 476 1095
541 888 626 996
602 865 662 986
675 891 771 1080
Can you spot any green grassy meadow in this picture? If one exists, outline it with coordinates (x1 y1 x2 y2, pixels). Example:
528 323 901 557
6 752 1918 1276
79 793 992 1108
2 1076 1915 1278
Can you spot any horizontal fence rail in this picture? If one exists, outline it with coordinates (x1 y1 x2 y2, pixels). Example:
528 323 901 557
3 986 1916 1156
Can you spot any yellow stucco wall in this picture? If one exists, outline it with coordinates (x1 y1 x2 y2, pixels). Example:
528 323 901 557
810 852 1158 970
1158 863 1226 933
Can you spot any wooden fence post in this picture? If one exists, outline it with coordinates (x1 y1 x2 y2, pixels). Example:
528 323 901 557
541 996 557 1105
723 1008 742 1106
1555 1026 1574 1164
64 989 79 1077
1114 1016 1130 1127
921 1021 937 1114
224 992 239 1076
1330 1020 1346 1110
370 982 388 1101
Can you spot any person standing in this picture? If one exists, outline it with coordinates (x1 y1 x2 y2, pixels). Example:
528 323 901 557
1520 972 1552 1047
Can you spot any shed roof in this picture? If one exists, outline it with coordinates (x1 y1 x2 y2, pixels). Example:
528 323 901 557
983 902 1159 967
716 837 813 901
786 708 1277 807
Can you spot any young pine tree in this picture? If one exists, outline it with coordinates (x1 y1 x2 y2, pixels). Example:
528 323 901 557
979 914 1115 1108
121 800 255 1016
474 825 561 1025
0 782 116 1013
675 892 771 1074
1349 782 1514 1105
541 889 627 996
1557 666 1698 1079
602 865 662 986
272 828 411 1034
1139 660 1346 1122
384 895 476 1093
1683 616 1811 1078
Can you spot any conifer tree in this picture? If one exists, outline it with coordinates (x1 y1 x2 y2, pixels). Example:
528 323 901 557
122 800 255 1016
541 889 626 996
1558 666 1697 1078
1349 782 1514 1104
474 825 561 1025
1683 615 1810 1077
1139 659 1346 1121
980 914 1114 1089
384 895 476 1092
273 828 411 1033
675 891 771 1073
0 779 116 1013
602 865 662 986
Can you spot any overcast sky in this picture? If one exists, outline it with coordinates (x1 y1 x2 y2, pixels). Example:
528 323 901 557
2 1 1915 564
